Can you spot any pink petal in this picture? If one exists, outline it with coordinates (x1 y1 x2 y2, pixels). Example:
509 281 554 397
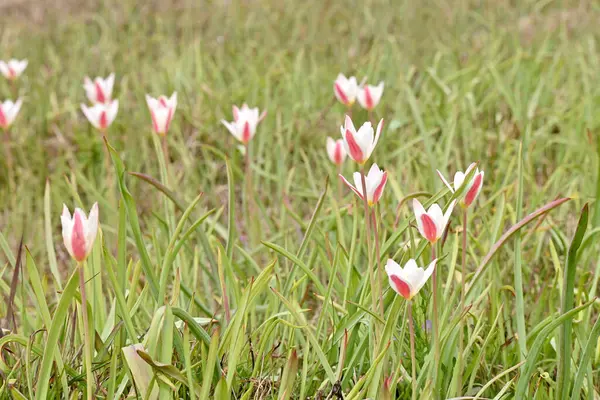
334 82 349 105
421 214 437 243
95 81 106 103
345 131 364 163
464 173 483 206
372 171 388 204
390 275 411 299
71 211 88 261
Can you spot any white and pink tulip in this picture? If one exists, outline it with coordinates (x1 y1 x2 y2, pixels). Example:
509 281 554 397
221 104 266 144
61 203 99 262
146 92 177 136
340 115 384 165
334 74 358 107
437 163 484 208
0 59 28 80
326 137 347 165
357 82 384 110
386 258 437 300
339 163 388 207
83 73 115 104
412 198 456 244
0 99 23 129
81 100 119 131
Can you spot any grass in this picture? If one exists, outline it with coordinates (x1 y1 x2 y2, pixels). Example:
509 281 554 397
1 0 600 398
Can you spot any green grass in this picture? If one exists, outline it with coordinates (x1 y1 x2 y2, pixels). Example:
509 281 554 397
1 0 600 398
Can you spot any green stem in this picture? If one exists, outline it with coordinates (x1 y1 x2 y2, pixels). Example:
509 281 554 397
78 261 93 400
456 207 468 395
514 142 528 365
408 301 417 400
360 167 375 309
431 244 439 398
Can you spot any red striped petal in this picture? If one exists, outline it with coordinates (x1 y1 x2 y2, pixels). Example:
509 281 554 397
242 121 251 142
95 81 106 103
372 172 388 204
464 174 482 206
71 212 87 261
364 86 373 109
421 214 437 242
334 143 343 164
345 131 364 163
390 275 411 299
335 82 349 105
0 107 6 128
99 111 108 130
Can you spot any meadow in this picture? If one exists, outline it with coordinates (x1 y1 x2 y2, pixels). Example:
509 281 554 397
1 0 600 399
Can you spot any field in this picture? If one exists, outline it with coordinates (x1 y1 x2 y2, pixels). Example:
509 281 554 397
1 0 600 399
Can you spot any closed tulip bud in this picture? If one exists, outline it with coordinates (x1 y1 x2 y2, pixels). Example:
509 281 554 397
326 137 346 165
357 82 384 110
339 163 388 207
437 163 484 208
61 203 99 262
386 258 437 300
146 92 177 136
221 104 266 144
81 100 119 132
340 115 384 165
83 73 115 104
412 198 456 244
334 73 358 106
0 99 23 130
0 59 28 80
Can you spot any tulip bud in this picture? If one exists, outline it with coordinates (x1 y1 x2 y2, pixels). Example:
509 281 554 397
61 203 99 262
146 92 177 136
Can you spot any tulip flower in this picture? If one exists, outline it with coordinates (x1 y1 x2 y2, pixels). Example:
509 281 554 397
326 137 347 165
334 74 358 107
386 258 437 300
339 163 387 207
81 100 119 131
146 92 177 136
221 104 266 144
357 82 384 110
412 198 456 244
437 163 484 208
83 73 115 104
0 99 23 130
340 115 384 164
61 203 99 262
0 59 28 80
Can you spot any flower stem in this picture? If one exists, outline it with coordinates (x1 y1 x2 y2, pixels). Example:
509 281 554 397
371 207 383 316
161 135 170 167
431 244 440 398
78 261 94 400
337 164 342 203
408 301 417 400
360 167 377 331
456 207 468 395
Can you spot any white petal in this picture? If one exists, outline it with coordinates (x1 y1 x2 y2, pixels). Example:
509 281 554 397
86 203 99 254
81 104 100 129
221 120 241 141
0 62 8 78
326 137 336 162
371 119 384 154
427 204 445 236
355 122 374 157
437 170 454 192
412 259 436 296
385 259 403 278
61 205 74 256
453 172 466 191
107 100 119 126
443 200 457 230
412 198 427 238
